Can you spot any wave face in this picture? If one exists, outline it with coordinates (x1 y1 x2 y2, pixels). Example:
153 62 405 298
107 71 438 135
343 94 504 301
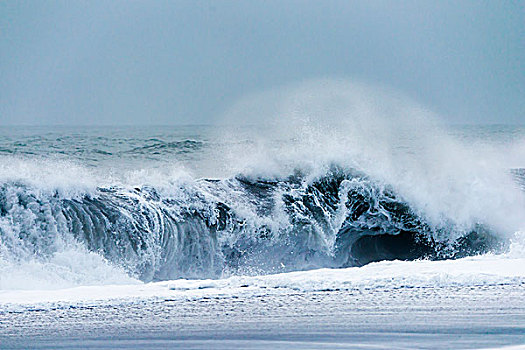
0 166 504 283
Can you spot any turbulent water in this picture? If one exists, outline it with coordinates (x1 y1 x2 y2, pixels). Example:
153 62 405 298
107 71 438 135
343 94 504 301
1 122 524 289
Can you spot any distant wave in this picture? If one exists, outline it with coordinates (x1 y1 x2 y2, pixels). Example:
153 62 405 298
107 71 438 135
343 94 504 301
1 165 509 283
0 137 205 159
124 140 204 155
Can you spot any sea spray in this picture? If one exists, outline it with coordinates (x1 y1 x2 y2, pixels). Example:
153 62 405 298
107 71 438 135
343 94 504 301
1 80 524 289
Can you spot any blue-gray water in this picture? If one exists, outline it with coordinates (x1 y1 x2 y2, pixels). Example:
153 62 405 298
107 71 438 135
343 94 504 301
1 124 523 172
0 124 524 349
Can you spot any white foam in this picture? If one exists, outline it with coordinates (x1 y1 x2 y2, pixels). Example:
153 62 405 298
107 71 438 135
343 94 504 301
219 79 525 238
0 246 138 291
1 79 524 292
0 157 100 198
1 250 522 311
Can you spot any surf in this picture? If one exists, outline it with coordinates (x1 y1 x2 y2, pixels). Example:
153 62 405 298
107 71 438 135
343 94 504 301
1 80 524 290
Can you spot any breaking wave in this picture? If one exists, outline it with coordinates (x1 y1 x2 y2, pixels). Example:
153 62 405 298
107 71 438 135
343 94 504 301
1 80 524 290
1 164 521 287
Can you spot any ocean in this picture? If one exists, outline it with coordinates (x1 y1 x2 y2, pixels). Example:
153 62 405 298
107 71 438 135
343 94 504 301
0 123 524 349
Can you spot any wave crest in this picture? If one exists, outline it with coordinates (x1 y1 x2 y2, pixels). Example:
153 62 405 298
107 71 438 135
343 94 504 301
0 166 505 283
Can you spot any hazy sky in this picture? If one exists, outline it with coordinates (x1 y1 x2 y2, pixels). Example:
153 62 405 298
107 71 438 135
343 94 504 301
1 0 523 125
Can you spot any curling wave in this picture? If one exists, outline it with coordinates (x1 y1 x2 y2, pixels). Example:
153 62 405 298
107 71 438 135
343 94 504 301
0 165 507 283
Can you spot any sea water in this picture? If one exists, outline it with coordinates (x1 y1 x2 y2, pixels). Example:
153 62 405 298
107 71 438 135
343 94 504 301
0 112 524 348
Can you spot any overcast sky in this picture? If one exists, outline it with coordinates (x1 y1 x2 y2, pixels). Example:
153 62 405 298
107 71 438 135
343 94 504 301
0 0 523 125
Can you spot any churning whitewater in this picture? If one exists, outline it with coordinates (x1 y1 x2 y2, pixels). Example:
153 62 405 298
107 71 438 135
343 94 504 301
0 164 513 286
1 82 525 292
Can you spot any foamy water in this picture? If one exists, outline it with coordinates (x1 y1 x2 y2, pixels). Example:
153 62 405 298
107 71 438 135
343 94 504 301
1 81 524 349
